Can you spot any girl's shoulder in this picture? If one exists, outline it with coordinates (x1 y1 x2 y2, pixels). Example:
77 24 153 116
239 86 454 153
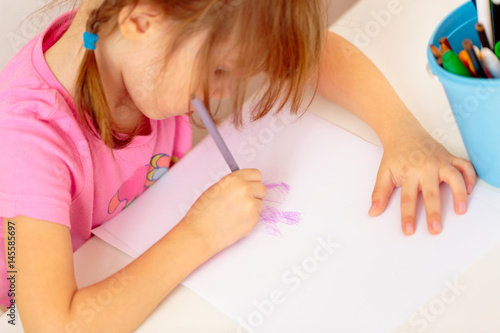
0 52 86 169
0 32 83 139
0 13 77 122
0 82 82 150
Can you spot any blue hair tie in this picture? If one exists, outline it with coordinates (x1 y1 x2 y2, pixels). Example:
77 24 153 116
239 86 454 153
83 32 99 51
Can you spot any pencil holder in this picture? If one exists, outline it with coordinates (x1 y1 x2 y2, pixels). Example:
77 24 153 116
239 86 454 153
428 1 500 188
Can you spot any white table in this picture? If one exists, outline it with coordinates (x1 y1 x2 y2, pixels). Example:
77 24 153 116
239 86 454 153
2 0 500 332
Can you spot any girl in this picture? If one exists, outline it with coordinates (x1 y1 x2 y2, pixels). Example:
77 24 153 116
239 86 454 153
0 0 476 331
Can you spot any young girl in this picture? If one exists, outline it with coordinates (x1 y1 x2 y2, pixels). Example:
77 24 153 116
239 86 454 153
0 0 476 331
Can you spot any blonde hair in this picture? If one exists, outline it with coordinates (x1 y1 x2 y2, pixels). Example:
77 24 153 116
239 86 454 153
64 0 325 149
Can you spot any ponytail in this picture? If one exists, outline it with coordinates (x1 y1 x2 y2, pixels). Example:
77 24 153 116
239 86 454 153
75 0 145 150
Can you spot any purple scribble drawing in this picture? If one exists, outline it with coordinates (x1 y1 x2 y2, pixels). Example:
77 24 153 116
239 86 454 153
260 181 303 237
263 182 291 204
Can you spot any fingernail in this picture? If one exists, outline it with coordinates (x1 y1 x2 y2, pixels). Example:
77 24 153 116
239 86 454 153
405 223 414 235
458 202 467 214
467 184 474 194
432 221 442 233
369 202 378 214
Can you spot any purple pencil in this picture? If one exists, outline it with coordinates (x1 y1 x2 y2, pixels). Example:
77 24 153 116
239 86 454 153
191 95 240 172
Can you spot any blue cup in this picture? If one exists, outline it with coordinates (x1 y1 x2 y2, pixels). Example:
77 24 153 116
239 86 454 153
428 1 500 188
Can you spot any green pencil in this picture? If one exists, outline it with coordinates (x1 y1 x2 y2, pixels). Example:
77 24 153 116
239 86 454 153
442 50 473 77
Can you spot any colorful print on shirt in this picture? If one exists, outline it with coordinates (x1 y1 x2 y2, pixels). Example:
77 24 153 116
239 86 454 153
108 153 171 214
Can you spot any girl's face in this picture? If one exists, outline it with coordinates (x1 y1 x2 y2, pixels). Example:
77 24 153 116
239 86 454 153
133 38 234 120
108 7 237 121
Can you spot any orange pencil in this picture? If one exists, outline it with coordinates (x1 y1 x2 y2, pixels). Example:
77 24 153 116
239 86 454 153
458 50 477 76
463 38 488 78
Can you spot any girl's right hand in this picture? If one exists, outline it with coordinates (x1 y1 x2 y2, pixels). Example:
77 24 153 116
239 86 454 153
181 168 268 254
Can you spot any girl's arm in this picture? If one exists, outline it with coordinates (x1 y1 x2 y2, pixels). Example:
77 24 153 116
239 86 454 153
313 31 476 235
6 169 266 333
5 215 211 333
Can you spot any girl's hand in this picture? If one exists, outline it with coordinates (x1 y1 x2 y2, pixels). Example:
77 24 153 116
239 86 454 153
181 168 268 254
368 131 476 235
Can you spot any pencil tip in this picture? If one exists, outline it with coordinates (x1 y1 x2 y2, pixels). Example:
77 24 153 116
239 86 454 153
430 44 443 57
462 39 473 49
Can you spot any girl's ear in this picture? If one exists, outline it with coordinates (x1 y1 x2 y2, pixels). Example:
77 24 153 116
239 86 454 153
118 3 164 41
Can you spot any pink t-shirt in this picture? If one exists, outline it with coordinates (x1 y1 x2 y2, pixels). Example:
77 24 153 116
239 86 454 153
0 11 192 307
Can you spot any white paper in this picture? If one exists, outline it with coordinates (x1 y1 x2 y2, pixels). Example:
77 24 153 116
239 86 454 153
92 111 500 333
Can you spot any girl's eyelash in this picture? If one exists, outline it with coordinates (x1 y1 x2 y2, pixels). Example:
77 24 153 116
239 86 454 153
215 67 230 76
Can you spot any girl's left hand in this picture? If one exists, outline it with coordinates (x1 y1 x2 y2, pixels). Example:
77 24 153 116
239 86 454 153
368 130 476 235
